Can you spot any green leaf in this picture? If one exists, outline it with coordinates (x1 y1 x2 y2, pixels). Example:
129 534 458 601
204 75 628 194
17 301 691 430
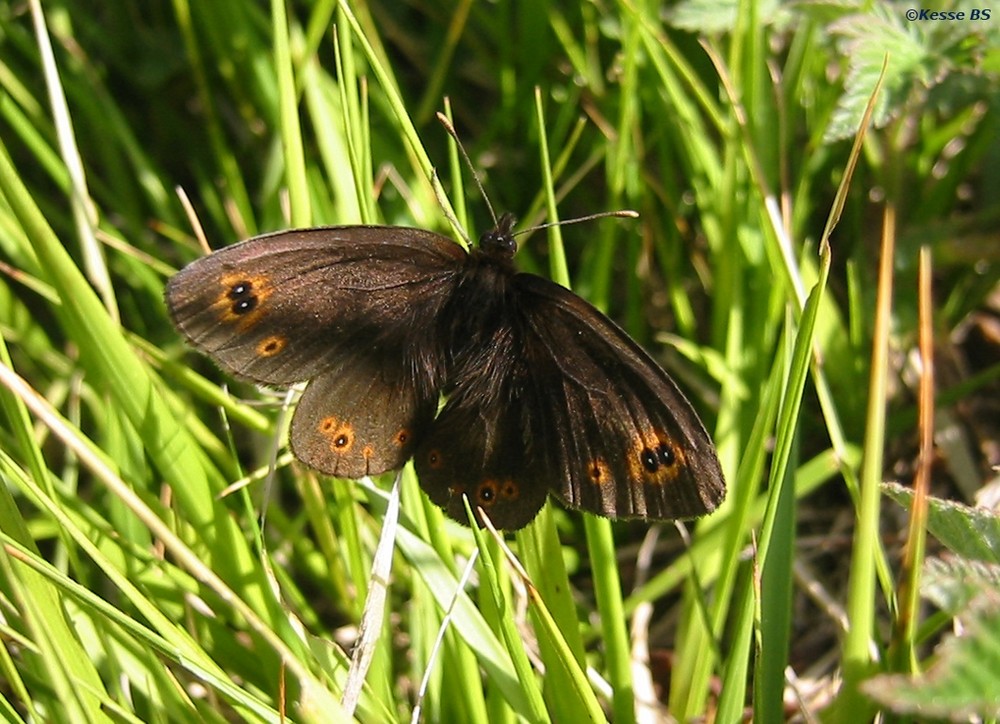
825 5 929 141
922 556 1000 615
884 482 1000 564
862 593 1000 720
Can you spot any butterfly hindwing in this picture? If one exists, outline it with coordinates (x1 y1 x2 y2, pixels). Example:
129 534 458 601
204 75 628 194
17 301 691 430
166 226 466 385
514 274 726 521
290 355 438 478
413 395 550 530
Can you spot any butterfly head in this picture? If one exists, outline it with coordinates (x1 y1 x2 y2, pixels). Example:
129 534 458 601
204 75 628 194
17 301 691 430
478 212 517 260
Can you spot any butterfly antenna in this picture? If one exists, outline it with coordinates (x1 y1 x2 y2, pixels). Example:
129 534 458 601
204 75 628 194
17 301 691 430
514 209 639 236
436 112 500 227
437 111 638 236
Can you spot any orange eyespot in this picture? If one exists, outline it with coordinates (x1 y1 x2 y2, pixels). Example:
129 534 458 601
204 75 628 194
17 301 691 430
476 480 499 506
586 458 610 485
319 417 355 453
219 273 272 324
256 335 286 357
628 431 685 484
426 449 444 470
227 281 257 314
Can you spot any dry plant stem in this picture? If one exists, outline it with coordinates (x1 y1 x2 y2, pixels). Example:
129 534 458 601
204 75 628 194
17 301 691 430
890 246 934 671
411 550 481 724
342 471 403 715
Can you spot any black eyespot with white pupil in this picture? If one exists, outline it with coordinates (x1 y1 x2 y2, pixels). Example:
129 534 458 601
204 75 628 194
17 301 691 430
641 443 676 473
427 450 443 469
228 281 257 314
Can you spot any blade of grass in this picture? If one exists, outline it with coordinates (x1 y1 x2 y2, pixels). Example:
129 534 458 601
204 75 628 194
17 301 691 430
468 517 548 722
514 89 594 718
830 57 894 724
0 359 350 721
29 0 115 320
0 514 284 722
481 513 602 724
271 0 311 227
335 0 459 232
834 204 897 722
171 0 256 236
721 250 831 722
0 135 267 600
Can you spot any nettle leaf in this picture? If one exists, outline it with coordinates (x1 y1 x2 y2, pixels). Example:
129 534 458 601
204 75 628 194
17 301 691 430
825 4 930 142
862 592 1000 720
922 555 1000 614
883 481 1000 564
666 0 784 34
823 0 998 141
877 486 1000 720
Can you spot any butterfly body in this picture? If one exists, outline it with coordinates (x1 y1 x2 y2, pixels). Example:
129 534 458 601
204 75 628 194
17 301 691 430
166 215 725 529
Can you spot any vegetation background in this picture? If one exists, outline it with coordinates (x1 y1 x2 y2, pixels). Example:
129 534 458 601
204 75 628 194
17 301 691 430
0 0 997 721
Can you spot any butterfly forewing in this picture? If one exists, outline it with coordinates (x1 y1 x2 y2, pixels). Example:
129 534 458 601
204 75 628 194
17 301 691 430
166 226 465 386
515 274 726 520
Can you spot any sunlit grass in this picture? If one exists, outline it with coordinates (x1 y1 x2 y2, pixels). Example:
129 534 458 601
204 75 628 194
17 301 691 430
0 1 997 722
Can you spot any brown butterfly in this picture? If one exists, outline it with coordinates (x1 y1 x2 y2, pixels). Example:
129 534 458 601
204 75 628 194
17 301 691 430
165 212 725 529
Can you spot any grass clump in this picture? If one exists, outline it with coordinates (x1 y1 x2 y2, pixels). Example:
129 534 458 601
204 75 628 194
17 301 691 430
0 1 997 721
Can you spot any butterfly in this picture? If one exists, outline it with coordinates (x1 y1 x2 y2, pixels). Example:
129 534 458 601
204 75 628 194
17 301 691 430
165 211 725 530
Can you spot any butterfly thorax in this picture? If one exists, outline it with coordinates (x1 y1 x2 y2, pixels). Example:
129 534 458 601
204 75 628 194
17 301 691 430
436 229 525 408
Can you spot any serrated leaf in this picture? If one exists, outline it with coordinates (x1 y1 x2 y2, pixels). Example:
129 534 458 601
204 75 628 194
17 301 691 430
794 0 869 27
862 593 1000 720
667 0 783 34
825 5 929 141
883 482 1000 563
922 556 1000 614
